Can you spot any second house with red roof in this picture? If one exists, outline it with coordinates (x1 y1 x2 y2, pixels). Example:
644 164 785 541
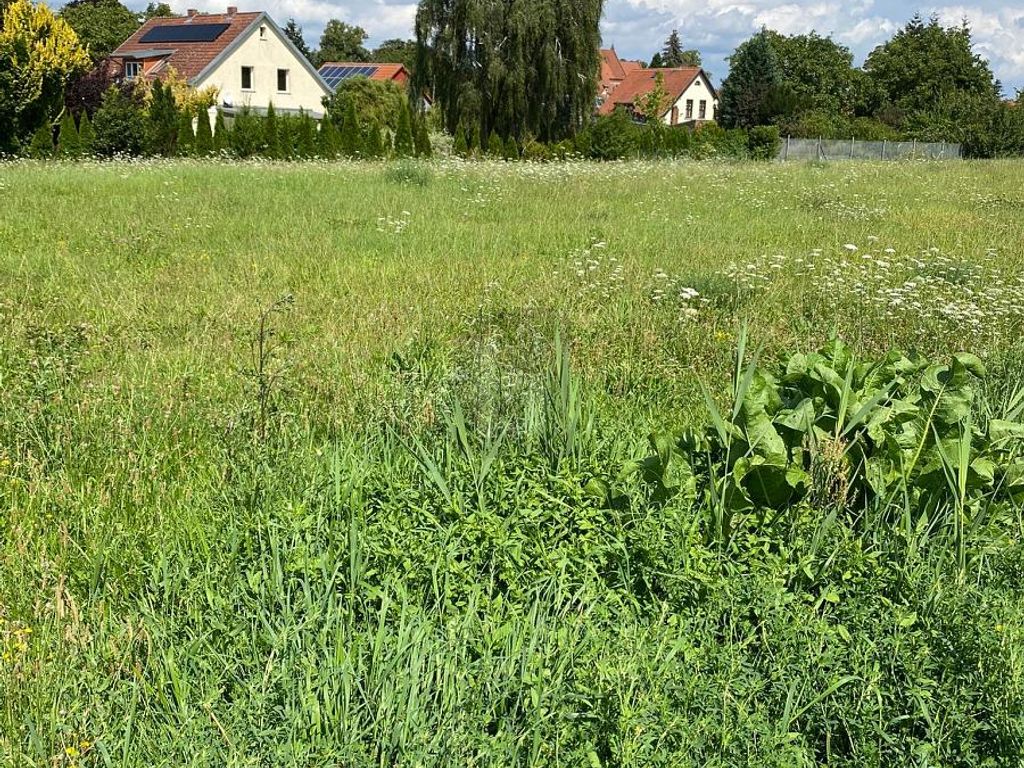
598 47 718 126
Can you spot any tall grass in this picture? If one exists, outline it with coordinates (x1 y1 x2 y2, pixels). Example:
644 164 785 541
1 159 1023 765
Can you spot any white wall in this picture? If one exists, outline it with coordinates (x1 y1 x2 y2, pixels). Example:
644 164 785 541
662 72 718 125
197 20 328 117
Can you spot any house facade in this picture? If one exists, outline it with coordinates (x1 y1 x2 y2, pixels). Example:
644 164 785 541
110 8 330 117
597 48 718 125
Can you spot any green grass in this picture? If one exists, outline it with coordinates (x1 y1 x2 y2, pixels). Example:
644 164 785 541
1 158 1024 766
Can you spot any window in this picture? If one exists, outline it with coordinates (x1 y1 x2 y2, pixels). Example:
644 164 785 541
241 66 253 90
699 100 707 119
259 25 266 39
685 99 693 119
125 61 142 80
276 68 289 93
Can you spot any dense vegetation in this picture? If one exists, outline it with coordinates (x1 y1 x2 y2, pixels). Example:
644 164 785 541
1 159 1023 765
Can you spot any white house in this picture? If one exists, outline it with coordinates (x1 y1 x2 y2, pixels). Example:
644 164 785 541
597 56 718 126
110 7 330 118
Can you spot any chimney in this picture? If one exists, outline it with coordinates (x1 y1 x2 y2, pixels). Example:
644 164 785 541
186 8 198 16
226 6 237 13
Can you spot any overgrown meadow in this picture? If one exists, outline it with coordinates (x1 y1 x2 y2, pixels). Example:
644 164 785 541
2 158 1024 766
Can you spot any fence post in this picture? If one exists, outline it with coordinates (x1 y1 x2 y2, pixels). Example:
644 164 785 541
850 137 854 159
912 138 917 159
784 135 790 162
881 139 886 160
817 136 822 160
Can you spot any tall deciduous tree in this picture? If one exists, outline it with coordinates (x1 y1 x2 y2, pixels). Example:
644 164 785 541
660 29 700 68
317 20 369 66
0 0 90 153
371 38 417 71
864 15 1000 118
762 31 856 116
414 0 604 142
59 0 139 62
718 29 782 129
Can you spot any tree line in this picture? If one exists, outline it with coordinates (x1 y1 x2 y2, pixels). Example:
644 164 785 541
3 0 1024 160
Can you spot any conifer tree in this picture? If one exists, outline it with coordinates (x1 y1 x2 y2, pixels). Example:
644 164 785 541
194 107 213 155
213 109 228 153
57 111 82 158
340 100 362 156
28 122 54 158
394 101 414 156
502 134 518 160
297 111 317 158
466 124 478 156
318 117 340 158
382 128 393 157
277 114 297 159
263 103 281 158
413 114 431 157
487 131 502 156
719 30 782 129
176 110 194 156
362 121 382 158
145 79 178 156
77 111 95 154
452 123 468 157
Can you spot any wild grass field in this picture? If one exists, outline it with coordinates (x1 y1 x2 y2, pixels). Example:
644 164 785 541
2 158 1024 766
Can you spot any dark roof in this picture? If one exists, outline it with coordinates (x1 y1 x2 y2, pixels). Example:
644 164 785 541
111 11 262 82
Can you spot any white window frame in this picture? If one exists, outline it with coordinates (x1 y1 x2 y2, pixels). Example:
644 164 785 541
125 61 143 80
699 99 707 119
241 66 254 91
276 68 289 93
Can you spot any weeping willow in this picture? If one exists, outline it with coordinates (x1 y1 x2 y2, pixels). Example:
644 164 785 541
414 0 602 142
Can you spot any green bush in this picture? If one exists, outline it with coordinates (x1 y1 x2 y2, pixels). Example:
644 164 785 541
194 108 213 156
77 111 95 154
228 107 265 158
57 112 81 158
27 122 54 158
92 85 145 157
748 125 781 160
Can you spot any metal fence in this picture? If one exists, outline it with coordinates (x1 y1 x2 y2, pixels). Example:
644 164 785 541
778 137 962 161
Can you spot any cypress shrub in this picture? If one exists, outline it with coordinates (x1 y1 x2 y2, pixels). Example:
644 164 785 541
92 86 146 157
382 129 393 157
487 131 502 156
194 108 214 156
213 109 228 154
340 100 362 157
277 114 297 159
230 108 265 158
263 103 281 158
176 111 194 156
413 114 431 157
364 121 384 158
296 111 317 158
78 111 96 155
57 112 82 158
502 135 518 160
318 118 340 158
466 124 478 155
394 101 414 157
145 80 179 156
28 123 54 158
452 124 468 157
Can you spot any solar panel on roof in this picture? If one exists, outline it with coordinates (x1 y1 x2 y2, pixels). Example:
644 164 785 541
139 23 230 44
319 64 380 89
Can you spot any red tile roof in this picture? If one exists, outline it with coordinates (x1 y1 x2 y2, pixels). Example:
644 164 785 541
319 62 410 84
111 11 262 82
597 67 704 116
600 48 626 83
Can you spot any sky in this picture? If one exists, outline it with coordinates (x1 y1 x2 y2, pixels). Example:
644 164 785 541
133 0 1024 93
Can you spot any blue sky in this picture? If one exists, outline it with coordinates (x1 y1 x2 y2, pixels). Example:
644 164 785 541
131 0 1024 93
